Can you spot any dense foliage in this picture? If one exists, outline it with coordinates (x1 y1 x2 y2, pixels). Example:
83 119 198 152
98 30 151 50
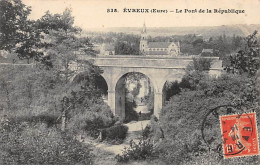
115 40 140 55
0 121 93 164
148 31 260 164
0 0 43 63
101 124 129 144
115 138 155 163
0 1 116 165
225 30 260 76
0 0 31 51
158 73 259 164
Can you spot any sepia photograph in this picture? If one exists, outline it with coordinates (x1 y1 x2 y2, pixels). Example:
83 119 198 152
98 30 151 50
0 0 260 165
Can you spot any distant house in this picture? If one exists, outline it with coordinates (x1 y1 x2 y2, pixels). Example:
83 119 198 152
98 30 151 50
140 23 180 57
100 43 115 56
146 42 180 56
201 49 214 56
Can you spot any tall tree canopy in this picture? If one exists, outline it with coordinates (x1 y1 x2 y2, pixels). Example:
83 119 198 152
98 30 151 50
225 31 260 76
35 8 97 82
0 0 43 63
0 0 31 51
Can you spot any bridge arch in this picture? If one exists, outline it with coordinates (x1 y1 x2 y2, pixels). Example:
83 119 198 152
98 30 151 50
72 72 109 102
161 73 184 105
95 75 109 102
100 68 184 118
113 69 158 92
99 73 111 93
114 72 154 122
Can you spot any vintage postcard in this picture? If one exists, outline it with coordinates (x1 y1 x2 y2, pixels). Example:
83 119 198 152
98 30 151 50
0 0 260 165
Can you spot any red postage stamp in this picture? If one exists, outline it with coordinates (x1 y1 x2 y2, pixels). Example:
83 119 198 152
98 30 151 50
220 112 259 158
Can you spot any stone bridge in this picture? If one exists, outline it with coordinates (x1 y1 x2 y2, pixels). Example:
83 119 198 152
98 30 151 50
85 55 222 120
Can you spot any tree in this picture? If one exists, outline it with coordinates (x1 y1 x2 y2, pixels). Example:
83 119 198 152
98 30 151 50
163 81 181 102
162 57 213 101
114 33 140 55
187 57 213 72
115 41 139 55
0 0 43 64
36 9 96 82
15 20 43 64
0 0 31 51
225 31 260 76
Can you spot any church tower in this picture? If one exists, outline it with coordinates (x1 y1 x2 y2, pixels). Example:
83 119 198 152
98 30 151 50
140 22 148 55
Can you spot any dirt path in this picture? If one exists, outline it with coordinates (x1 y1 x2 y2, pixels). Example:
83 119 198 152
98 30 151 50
97 120 150 155
82 120 150 164
135 105 149 114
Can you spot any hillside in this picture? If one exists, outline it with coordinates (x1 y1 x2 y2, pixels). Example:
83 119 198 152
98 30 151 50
84 24 260 38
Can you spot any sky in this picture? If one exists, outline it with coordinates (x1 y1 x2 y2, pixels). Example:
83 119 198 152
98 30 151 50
22 0 260 30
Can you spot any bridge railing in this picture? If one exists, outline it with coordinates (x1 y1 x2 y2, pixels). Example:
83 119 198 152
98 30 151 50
91 55 222 70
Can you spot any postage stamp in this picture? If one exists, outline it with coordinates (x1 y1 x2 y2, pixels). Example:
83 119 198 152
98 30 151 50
220 112 259 158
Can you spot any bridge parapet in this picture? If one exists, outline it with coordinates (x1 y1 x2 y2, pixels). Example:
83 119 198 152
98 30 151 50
93 56 222 70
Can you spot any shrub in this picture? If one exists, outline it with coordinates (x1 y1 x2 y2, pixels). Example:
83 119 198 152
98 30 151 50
101 124 128 144
67 100 115 137
6 113 59 128
0 120 93 164
124 99 139 123
115 138 155 163
84 117 108 138
142 125 151 139
142 115 164 142
156 73 258 164
156 131 207 164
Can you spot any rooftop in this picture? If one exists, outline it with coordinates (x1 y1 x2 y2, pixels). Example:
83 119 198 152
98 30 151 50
148 42 172 48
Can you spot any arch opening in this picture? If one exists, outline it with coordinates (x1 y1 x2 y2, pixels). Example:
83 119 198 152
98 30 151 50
72 72 108 102
115 72 154 123
162 80 181 106
94 75 108 103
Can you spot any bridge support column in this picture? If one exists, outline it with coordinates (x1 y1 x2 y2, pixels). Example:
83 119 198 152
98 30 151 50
107 90 116 115
154 91 163 118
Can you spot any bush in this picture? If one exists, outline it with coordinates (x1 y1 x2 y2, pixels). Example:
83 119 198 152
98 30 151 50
67 99 115 137
101 124 128 144
156 73 258 164
115 138 155 163
156 131 207 164
4 113 59 128
84 117 108 138
142 125 151 139
142 115 164 142
124 99 139 123
0 120 93 164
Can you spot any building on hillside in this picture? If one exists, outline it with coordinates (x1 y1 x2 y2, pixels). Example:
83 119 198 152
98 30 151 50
139 23 180 56
100 43 115 56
